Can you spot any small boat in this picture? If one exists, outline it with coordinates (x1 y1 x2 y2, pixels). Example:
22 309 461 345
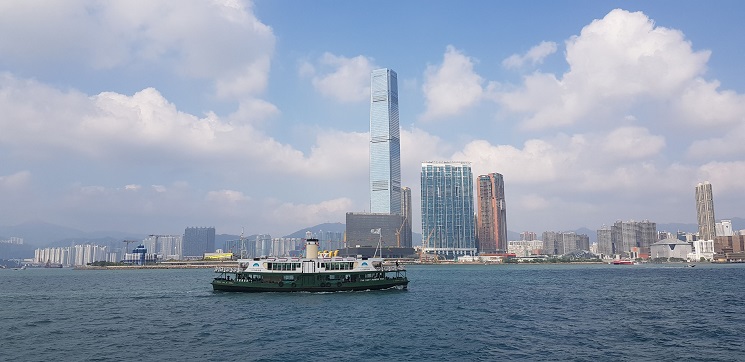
612 259 635 265
212 238 409 292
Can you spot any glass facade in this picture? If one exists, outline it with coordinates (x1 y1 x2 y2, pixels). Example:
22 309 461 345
369 68 401 215
420 162 476 258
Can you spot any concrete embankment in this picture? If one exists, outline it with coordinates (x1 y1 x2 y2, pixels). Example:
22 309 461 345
76 262 239 270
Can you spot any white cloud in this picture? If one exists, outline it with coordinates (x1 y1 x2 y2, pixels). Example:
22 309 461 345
601 126 666 159
0 1 275 100
0 171 31 190
420 45 485 121
206 189 250 203
674 79 745 128
502 41 558 69
302 53 376 103
270 198 354 228
497 9 721 131
697 161 745 194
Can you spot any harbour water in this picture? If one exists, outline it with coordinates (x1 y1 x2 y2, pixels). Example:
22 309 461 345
2 263 744 361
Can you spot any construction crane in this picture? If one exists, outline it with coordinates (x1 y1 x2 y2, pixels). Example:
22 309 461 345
419 228 436 263
122 240 139 253
395 215 407 248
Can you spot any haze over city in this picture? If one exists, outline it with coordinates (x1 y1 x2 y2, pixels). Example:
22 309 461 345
1 1 744 237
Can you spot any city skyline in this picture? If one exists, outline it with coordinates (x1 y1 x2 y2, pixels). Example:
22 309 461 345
2 2 745 237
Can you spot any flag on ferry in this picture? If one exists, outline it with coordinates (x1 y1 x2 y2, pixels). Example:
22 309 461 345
370 228 381 234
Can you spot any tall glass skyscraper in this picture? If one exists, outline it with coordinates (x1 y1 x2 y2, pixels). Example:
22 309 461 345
420 161 476 258
369 68 401 215
695 181 716 241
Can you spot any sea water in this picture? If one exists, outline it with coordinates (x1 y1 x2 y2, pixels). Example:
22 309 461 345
2 263 744 361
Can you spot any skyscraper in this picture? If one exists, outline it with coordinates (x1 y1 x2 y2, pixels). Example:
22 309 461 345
476 173 507 254
421 161 476 258
400 186 413 247
696 181 716 241
369 68 401 215
610 220 657 256
183 227 215 258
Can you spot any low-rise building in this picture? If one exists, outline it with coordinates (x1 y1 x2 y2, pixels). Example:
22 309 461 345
650 239 692 260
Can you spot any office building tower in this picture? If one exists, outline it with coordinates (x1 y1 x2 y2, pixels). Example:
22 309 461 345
400 186 413 247
421 161 476 258
476 173 507 253
695 181 716 241
369 68 401 215
183 227 216 258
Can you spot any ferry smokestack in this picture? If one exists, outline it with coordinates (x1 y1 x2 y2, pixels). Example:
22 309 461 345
306 239 319 259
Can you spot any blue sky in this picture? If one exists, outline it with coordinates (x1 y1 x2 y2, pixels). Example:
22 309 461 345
1 1 744 238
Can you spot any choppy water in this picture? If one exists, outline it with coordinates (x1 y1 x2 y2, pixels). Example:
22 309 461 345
2 263 744 361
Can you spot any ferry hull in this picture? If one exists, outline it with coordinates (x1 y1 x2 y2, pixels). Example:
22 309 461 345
212 278 408 293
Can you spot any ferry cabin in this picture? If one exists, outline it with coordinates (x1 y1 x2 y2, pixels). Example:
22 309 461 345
214 256 407 289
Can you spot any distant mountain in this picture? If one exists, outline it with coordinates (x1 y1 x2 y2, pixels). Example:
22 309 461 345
0 221 86 245
284 222 346 238
0 220 145 246
656 222 698 233
0 243 36 259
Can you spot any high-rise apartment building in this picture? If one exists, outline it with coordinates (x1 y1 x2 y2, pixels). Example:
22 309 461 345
369 68 401 215
695 181 716 241
421 161 476 258
183 227 215 258
542 231 590 255
476 173 507 253
609 220 657 256
597 225 613 256
520 232 537 241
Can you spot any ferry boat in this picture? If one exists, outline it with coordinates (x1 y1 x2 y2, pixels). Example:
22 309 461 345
612 259 635 265
212 238 409 292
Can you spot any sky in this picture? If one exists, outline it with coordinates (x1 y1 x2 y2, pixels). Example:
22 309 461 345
1 1 744 238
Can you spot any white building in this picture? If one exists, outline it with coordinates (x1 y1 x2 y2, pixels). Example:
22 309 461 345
508 240 543 257
715 220 734 237
689 239 714 262
650 239 692 260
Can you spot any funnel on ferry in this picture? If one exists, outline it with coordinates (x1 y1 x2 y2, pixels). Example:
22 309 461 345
305 239 319 259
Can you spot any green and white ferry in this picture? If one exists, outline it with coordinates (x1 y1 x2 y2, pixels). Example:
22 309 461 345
211 238 409 292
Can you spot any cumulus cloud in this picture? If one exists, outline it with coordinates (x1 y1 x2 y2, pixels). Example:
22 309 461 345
300 53 376 102
421 46 485 121
0 1 275 100
502 41 558 69
497 9 723 130
601 126 666 159
697 161 745 194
